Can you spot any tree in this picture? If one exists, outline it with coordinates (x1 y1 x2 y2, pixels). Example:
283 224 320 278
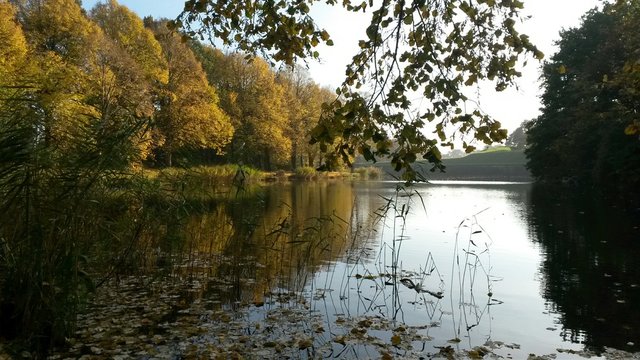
0 2 28 81
177 0 543 180
148 19 233 167
15 0 102 66
90 0 170 164
190 45 292 170
14 0 104 158
505 121 528 150
91 0 168 85
276 67 335 169
526 1 640 190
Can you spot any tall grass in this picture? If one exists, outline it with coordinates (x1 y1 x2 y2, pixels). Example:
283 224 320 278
0 93 167 355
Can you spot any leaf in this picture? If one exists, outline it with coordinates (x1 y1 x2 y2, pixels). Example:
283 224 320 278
391 334 402 346
558 64 567 74
625 124 639 135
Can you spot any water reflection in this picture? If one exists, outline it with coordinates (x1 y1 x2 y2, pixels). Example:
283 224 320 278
175 181 371 307
73 180 640 358
528 185 640 352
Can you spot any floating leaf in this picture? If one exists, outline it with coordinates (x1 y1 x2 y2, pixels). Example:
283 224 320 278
625 123 639 135
391 334 401 346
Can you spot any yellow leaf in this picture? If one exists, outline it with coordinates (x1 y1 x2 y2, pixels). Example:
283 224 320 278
558 64 567 74
381 352 393 360
624 124 638 135
391 334 401 346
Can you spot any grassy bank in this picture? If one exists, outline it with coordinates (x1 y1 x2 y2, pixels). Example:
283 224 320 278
145 165 371 184
357 150 531 182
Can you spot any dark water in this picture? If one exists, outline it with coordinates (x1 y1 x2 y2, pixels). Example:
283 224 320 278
56 180 640 357
527 185 640 352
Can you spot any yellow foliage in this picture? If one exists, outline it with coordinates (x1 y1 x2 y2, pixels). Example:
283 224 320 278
0 2 27 76
91 0 168 84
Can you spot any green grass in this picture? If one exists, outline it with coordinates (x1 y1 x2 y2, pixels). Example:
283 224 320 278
474 146 512 154
358 150 530 181
443 149 525 166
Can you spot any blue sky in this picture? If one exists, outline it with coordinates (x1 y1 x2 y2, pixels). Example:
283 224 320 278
82 0 182 19
82 0 601 133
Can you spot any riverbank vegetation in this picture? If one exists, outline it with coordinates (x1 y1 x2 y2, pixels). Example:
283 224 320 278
0 1 353 351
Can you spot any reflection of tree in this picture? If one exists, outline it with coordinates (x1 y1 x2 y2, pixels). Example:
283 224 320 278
178 181 378 305
528 185 640 351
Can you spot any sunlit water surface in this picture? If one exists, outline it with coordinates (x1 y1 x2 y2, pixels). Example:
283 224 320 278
235 180 640 358
57 180 640 359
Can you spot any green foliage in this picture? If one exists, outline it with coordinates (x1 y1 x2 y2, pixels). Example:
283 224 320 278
179 0 543 181
477 145 512 154
526 2 640 190
160 165 265 184
505 122 529 150
174 0 333 65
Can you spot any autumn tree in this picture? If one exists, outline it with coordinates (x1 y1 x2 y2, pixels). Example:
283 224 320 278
177 0 543 180
90 0 170 163
526 2 640 190
276 67 335 169
0 1 31 165
12 0 105 161
0 2 28 82
190 45 291 170
147 19 233 167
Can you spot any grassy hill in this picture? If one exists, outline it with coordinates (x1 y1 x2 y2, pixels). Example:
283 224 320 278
357 148 531 182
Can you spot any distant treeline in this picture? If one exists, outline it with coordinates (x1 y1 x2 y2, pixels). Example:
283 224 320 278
360 149 531 182
0 0 337 172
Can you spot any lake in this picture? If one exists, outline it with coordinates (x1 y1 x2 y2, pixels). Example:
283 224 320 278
53 180 640 359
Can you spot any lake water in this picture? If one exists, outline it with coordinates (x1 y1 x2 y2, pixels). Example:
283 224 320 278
56 180 640 358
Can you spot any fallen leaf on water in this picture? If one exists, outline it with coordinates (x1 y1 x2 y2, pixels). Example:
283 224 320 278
391 335 401 346
297 338 312 350
333 336 346 345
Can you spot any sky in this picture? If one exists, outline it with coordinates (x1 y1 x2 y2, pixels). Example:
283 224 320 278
82 0 602 133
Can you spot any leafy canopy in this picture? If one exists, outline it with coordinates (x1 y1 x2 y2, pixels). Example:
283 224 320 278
177 0 543 180
525 0 640 189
